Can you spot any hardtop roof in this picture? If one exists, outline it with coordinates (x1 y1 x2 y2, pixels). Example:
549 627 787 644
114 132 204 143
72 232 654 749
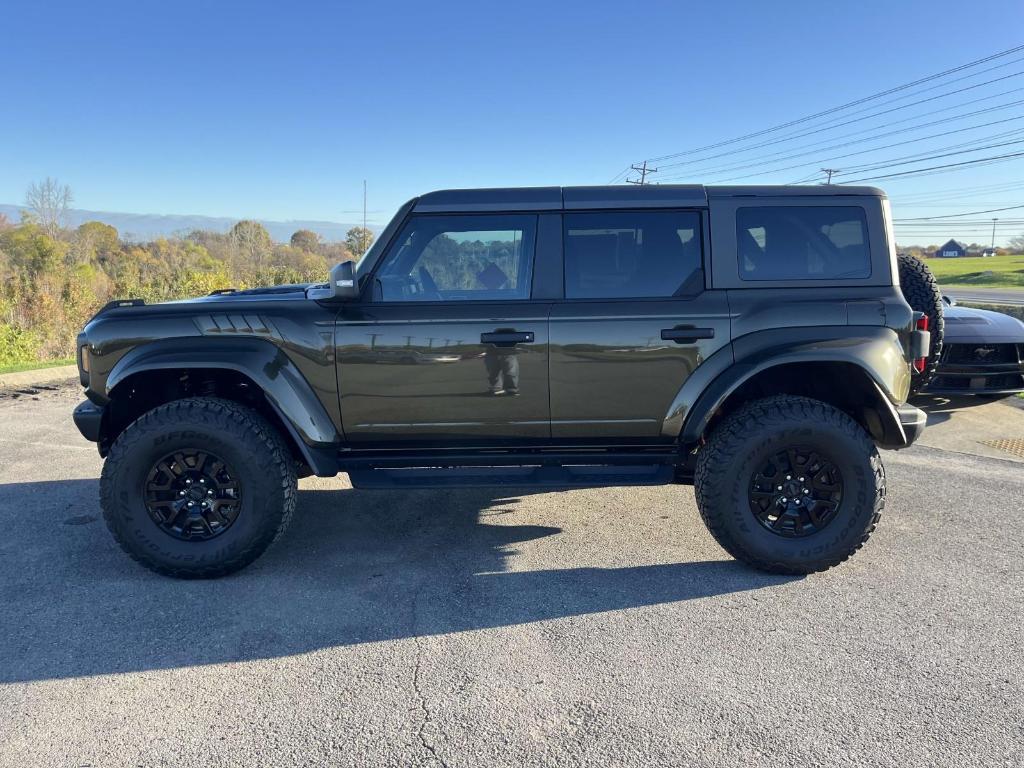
412 184 886 213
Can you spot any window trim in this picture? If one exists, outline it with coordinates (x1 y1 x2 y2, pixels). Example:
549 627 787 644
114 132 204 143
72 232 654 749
707 196 890 291
366 211 542 305
558 207 707 303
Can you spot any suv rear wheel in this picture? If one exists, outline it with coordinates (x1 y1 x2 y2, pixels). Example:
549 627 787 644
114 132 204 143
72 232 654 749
694 395 884 574
100 397 297 578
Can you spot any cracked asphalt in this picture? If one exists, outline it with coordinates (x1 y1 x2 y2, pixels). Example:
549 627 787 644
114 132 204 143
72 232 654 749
1 382 1022 767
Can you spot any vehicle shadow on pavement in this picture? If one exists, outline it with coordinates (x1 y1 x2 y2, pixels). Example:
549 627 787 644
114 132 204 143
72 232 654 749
0 479 795 683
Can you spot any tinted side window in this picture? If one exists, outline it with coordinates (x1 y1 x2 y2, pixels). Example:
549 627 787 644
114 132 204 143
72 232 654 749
375 214 537 301
737 206 871 281
563 211 702 299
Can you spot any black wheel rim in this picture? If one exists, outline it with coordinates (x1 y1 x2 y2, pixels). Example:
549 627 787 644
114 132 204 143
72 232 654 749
748 446 844 538
143 450 242 541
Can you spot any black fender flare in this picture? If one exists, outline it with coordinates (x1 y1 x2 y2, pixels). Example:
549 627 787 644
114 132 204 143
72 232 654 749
664 326 913 447
106 337 341 475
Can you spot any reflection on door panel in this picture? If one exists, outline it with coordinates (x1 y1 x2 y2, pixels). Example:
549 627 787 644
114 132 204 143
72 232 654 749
336 310 550 442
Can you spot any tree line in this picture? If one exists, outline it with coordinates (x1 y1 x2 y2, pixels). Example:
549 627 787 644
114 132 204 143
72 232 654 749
0 179 373 367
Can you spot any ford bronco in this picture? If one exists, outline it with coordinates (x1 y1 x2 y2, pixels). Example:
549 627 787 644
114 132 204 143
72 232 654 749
73 185 937 578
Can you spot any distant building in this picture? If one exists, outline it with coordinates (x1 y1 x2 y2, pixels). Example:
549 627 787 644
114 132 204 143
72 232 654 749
936 239 968 258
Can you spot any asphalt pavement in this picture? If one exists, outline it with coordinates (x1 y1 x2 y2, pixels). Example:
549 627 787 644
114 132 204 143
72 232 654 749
1 382 1022 767
943 286 1024 306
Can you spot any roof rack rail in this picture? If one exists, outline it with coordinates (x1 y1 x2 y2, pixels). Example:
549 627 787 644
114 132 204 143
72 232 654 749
208 288 238 296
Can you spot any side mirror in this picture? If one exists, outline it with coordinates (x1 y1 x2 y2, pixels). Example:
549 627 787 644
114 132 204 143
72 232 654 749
330 260 359 300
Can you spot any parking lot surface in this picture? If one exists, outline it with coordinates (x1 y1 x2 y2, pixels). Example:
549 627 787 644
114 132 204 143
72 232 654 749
1 383 1022 767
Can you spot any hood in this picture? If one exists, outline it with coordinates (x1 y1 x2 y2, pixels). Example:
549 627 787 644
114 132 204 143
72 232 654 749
84 283 321 328
942 304 1024 342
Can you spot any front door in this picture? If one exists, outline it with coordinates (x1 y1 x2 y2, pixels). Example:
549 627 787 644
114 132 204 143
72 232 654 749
548 209 731 440
336 213 550 444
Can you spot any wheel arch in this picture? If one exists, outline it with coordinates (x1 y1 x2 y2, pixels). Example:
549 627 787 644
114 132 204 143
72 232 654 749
101 337 341 476
669 327 913 449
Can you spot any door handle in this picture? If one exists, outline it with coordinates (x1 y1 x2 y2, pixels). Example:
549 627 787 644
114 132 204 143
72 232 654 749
480 330 534 346
661 327 715 343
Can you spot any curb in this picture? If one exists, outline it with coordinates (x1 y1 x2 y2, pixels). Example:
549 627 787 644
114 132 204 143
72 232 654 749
0 364 79 390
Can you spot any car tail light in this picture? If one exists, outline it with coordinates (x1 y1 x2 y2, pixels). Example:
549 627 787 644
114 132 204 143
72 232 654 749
913 315 929 373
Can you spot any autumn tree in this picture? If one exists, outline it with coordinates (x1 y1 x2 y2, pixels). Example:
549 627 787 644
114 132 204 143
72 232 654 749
73 221 121 264
230 220 273 269
25 178 73 239
290 229 321 252
345 226 373 259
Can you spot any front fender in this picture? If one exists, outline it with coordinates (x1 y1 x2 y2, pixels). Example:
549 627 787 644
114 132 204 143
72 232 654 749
107 336 342 450
665 326 912 444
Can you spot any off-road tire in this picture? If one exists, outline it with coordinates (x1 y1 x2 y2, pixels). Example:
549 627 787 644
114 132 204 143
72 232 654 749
694 396 885 575
898 253 944 395
100 397 297 578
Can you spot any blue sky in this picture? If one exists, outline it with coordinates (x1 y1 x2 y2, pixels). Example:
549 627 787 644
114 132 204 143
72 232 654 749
1 0 1023 243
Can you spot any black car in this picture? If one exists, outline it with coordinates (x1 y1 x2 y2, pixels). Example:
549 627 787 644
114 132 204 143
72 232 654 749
924 296 1024 397
73 184 935 579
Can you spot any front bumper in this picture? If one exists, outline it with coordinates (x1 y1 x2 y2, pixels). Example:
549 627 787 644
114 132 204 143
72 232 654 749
896 403 927 447
73 399 105 443
924 342 1024 396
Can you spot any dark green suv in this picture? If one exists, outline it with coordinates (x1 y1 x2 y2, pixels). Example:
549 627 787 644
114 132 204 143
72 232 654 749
73 184 935 579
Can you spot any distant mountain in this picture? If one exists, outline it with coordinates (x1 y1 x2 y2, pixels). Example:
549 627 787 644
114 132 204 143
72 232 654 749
0 204 374 243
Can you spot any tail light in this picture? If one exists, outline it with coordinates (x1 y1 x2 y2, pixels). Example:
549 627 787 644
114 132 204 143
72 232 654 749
912 314 929 373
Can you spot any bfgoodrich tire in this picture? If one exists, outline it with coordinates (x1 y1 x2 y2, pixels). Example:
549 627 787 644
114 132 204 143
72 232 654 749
694 396 885 575
100 397 297 578
898 253 944 395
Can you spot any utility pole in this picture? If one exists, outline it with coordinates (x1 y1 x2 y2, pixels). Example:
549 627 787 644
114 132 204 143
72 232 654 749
626 161 658 185
991 217 998 250
821 168 840 184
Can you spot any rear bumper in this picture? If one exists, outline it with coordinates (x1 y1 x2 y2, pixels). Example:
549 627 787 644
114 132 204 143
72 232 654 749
896 403 927 447
73 399 105 443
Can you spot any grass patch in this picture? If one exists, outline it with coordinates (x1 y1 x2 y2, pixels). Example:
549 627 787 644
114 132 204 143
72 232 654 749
0 358 76 375
926 253 1024 288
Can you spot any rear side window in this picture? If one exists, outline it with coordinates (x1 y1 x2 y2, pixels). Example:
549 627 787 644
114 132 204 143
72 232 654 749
563 210 702 299
737 206 871 281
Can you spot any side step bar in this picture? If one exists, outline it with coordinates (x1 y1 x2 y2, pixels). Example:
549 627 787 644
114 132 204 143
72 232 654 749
348 464 675 490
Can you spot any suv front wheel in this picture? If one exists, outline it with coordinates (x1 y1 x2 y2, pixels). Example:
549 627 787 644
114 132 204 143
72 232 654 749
694 395 885 574
100 397 298 578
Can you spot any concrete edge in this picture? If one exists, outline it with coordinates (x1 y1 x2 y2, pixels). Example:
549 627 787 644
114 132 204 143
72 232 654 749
0 364 79 390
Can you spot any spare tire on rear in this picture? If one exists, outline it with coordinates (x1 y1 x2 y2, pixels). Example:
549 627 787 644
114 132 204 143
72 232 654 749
897 253 944 395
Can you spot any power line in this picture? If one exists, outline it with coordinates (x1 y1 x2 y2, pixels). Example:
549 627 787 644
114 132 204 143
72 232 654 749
894 181 1024 204
835 135 1024 175
638 44 1024 164
656 113 1024 182
653 88 1024 181
894 204 1024 220
839 150 1024 183
696 130 1024 186
607 166 634 184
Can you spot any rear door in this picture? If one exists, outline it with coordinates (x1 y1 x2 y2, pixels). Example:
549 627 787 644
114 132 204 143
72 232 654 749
335 212 553 444
548 209 731 440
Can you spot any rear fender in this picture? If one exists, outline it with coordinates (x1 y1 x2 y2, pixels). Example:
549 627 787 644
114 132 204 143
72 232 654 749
665 326 912 446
